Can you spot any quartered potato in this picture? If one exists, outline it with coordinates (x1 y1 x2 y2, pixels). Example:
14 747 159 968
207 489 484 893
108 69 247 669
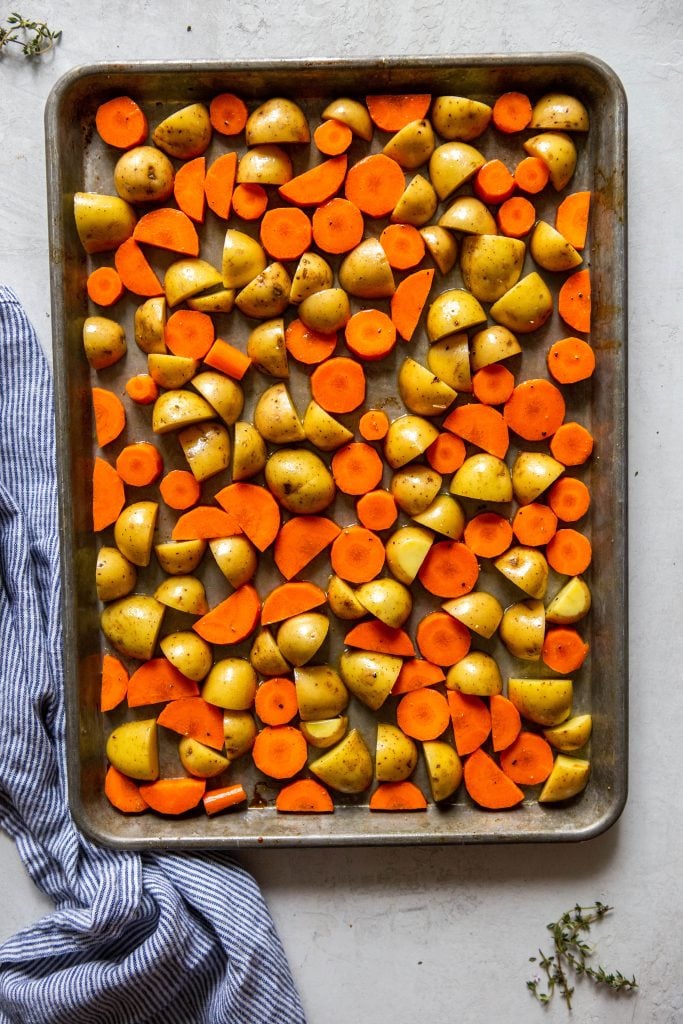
152 103 212 159
397 357 457 416
546 576 592 624
178 422 231 481
203 658 258 710
431 96 492 140
223 710 258 759
232 421 267 481
253 383 305 444
470 324 521 371
321 96 373 140
326 574 367 620
178 737 231 778
375 723 418 782
236 144 293 185
494 546 549 600
384 414 439 468
530 93 589 131
134 296 166 354
289 252 334 304
83 317 126 370
429 141 486 200
222 229 267 289
355 578 412 628
383 118 436 169
460 234 525 303
154 539 206 575
339 238 395 299
74 192 136 253
339 650 403 710
499 599 545 660
294 664 349 721
438 195 498 236
512 451 564 505
446 652 503 696
106 719 159 781
390 464 442 516
538 755 590 802
423 740 462 801
192 371 244 425
391 174 438 226
385 525 433 584
544 714 593 753
490 272 554 334
426 334 472 393
299 717 349 749
427 288 486 342
303 401 354 452
96 546 137 602
508 677 573 727
160 631 212 681
154 575 208 615
309 728 374 793
276 612 329 666
419 225 458 274
523 132 578 191
250 627 290 677
298 287 351 333
210 536 258 588
265 448 336 514
246 97 310 145
442 590 503 639
530 221 583 272
101 595 165 661
450 454 513 503
247 318 289 378
114 501 158 567
147 354 198 389
235 262 292 318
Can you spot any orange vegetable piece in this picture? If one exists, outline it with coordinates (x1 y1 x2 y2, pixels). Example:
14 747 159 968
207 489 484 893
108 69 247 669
261 581 326 626
463 512 513 559
100 654 129 712
92 457 125 531
497 195 537 237
115 442 163 487
490 693 522 753
547 336 595 384
159 469 201 511
330 525 385 584
415 611 470 667
259 206 312 261
473 158 515 205
547 476 591 523
464 748 524 809
87 266 125 307
173 156 206 223
512 503 558 547
138 777 206 815
545 528 592 576
171 505 241 540
313 119 353 156
344 153 405 218
311 197 364 254
396 688 450 742
254 677 298 726
425 432 466 474
379 223 426 270
558 268 591 333
555 190 591 250
391 658 445 695
503 378 566 441
192 584 261 646
133 208 200 256
344 309 397 361
344 620 415 657
369 781 427 811
390 267 435 342
104 766 148 814
276 779 334 813
492 91 532 134
550 421 594 466
95 95 148 149
125 374 158 405
358 409 390 441
366 93 431 131
331 441 384 495
209 93 248 136
92 387 126 447
542 627 590 673
252 725 308 780
499 732 554 786
203 338 252 380
472 363 515 406
447 690 491 756
164 308 215 360
203 784 248 816
114 237 163 297
157 697 224 750
284 319 337 365
356 489 398 532
417 540 479 598
278 155 348 206
442 403 510 459
513 155 550 195
231 183 268 221
273 515 341 580
127 658 199 707
215 482 280 552
310 356 366 414
204 152 237 218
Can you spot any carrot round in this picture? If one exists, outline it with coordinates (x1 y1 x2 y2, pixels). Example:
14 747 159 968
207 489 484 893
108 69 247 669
547 336 595 384
369 781 427 811
417 540 479 599
397 688 450 742
331 442 384 495
358 409 390 441
164 308 215 359
95 95 148 149
193 584 261 646
344 153 405 218
87 266 125 307
133 208 200 256
542 626 589 673
366 93 431 131
545 528 592 575
463 748 524 809
125 374 159 405
259 206 312 261
492 91 532 134
115 442 163 486
472 363 515 406
443 403 509 459
100 654 129 712
157 697 224 750
344 620 414 657
92 387 126 447
285 319 337 365
92 457 125 531
356 489 398 531
204 152 237 219
344 309 397 361
558 268 591 334
547 476 591 523
104 766 148 814
128 658 199 706
276 779 334 813
252 725 308 780
173 156 206 223
254 677 298 726
555 190 591 250
390 267 435 342
215 482 280 552
172 505 241 540
278 155 348 207
425 432 466 474
159 469 201 511
314 118 353 156
261 581 326 626
514 156 550 194
231 182 268 221
416 611 470 667
391 658 445 694
311 197 364 254
209 92 248 135
204 338 252 380
503 379 566 441
114 237 163 297
550 421 594 466
497 195 537 237
379 223 425 270
311 356 366 414
330 525 385 584
512 503 558 547
464 512 513 558
273 515 340 580
473 158 515 205
447 690 491 756
138 777 206 815
499 732 554 786
490 693 522 753
203 783 248 816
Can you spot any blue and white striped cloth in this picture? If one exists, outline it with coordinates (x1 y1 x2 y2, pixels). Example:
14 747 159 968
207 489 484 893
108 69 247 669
0 286 305 1024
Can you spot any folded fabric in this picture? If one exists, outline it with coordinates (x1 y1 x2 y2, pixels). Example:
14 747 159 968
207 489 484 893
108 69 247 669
0 286 305 1024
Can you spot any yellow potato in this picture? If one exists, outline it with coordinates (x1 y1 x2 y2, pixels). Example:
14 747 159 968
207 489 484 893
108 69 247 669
490 272 554 334
235 262 292 319
153 575 208 615
247 318 289 379
339 238 395 299
203 658 258 711
152 103 212 159
222 229 267 289
96 546 137 602
164 258 222 308
178 422 230 481
187 289 235 314
375 723 418 782
530 93 589 132
134 296 167 354
276 612 329 667
73 192 136 253
390 464 442 516
512 451 564 505
544 714 593 753
523 132 577 191
298 288 351 333
412 493 466 539
154 539 206 576
339 650 402 710
265 448 335 514
530 221 583 272
249 627 291 677
469 324 521 371
289 252 334 304
299 717 349 749
422 740 462 801
232 421 267 481
236 144 293 185
321 97 373 140
385 525 433 584
355 578 412 628
446 652 503 696
391 174 438 227
499 599 545 660
431 96 492 140
397 357 457 416
426 334 472 393
147 354 198 389
223 710 257 759
419 225 458 274
253 383 305 444
106 719 159 781
114 501 158 567
438 195 497 235
494 546 549 599
210 536 257 588
460 234 525 303
383 118 435 169
309 728 373 793
383 414 439 468
508 677 573 727
160 631 212 682
442 591 503 639
303 401 354 452
538 754 590 802
192 371 244 425
294 664 349 721
83 316 126 370
246 97 310 144
326 574 366 620
427 288 486 342
100 595 165 661
546 577 592 624
429 141 485 200
114 146 175 203
450 454 513 503
178 737 230 778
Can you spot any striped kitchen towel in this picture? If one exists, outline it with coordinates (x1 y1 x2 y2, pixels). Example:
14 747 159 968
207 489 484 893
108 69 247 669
0 286 305 1024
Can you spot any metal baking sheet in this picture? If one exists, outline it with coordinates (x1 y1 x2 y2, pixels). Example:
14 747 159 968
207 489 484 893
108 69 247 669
45 54 627 847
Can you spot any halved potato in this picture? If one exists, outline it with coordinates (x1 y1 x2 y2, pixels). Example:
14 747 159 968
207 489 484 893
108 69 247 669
390 464 442 516
326 574 366 620
298 287 350 333
236 144 293 185
489 272 554 334
232 421 267 481
375 723 418 782
383 118 435 169
429 141 485 200
303 401 354 452
165 258 222 308
223 710 257 759
249 627 290 677
247 318 289 378
339 650 402 710
148 354 198 389
74 192 136 254
423 739 462 801
385 525 433 585
160 630 212 681
152 103 211 158
530 93 589 132
265 448 335 514
187 289 235 314
222 229 267 289
431 96 492 141
96 547 137 602
384 414 439 468
114 501 158 567
450 454 513 503
470 324 521 371
114 146 175 203
321 97 373 141
203 658 258 710
294 664 349 721
300 717 349 749
309 728 373 793
289 251 334 304
355 578 412 628
460 234 525 303
412 494 465 539
508 677 573 726
523 132 577 191
246 97 310 144
235 262 292 318
134 296 167 354
192 371 244 425
427 288 486 342
426 334 472 393
276 612 329 666
83 317 126 370
538 754 590 802
154 575 208 615
154 539 206 575
339 238 395 299
499 599 545 660
446 652 503 696
253 383 305 444
101 595 165 661
210 536 258 588
398 357 457 416
442 590 503 638
438 195 497 235
494 546 549 599
391 174 438 226
178 737 230 778
512 451 564 505
106 719 158 781
420 225 458 274
530 221 583 272
544 714 593 752
546 577 592 624
178 422 230 481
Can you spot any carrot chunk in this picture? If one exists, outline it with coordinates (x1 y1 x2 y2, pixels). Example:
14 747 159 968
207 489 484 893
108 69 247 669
369 781 427 811
464 748 524 809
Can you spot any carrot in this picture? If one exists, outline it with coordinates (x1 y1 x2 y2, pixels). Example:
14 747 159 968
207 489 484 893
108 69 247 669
231 182 268 221
513 156 550 194
344 620 414 657
472 363 515 406
366 93 431 132
390 267 434 342
193 584 261 646
542 626 590 673
547 336 595 384
92 457 125 531
512 502 558 547
492 91 532 134
100 654 129 712
356 489 398 531
464 512 514 558
87 266 125 307
273 515 341 580
261 581 326 626
416 610 471 667
254 677 298 726
159 469 201 510
545 528 592 576
503 378 566 441
204 152 237 219
157 697 224 750
114 237 163 297
417 540 479 599
310 356 366 414
203 783 248 816
442 403 509 459
558 268 591 333
330 525 385 584
209 92 248 136
203 338 251 380
425 432 466 474
252 725 308 780
490 693 522 752
164 308 215 360
344 153 405 218
138 777 206 815
473 158 515 205
447 690 491 756
313 119 353 156
379 223 425 270
555 190 591 250
95 95 148 149
331 441 384 495
127 657 199 707
499 731 554 785
258 206 312 261
276 779 334 813
359 409 390 441
115 442 163 486
173 156 206 223
396 688 450 742
311 197 364 254
104 765 148 813
391 658 445 694
215 482 280 551
497 195 537 237
171 505 241 540
345 308 397 362
278 155 348 206
92 387 126 447
284 319 337 365
369 781 427 811
550 421 594 466
464 748 524 809
547 476 591 523
125 373 159 405
133 209 199 256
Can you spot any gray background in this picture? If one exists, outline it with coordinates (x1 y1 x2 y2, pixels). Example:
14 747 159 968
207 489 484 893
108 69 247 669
1 1 681 1021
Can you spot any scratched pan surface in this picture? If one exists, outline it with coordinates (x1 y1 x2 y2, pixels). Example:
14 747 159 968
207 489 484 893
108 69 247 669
45 55 627 848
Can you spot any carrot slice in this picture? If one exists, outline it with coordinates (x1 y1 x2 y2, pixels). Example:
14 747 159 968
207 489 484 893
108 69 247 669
92 387 126 447
255 677 298 726
558 268 591 333
164 308 215 360
442 403 510 459
497 195 537 237
100 654 129 712
490 693 522 752
550 421 594 466
127 658 199 707
473 158 515 205
463 512 513 558
503 379 566 441
171 506 242 540
499 732 554 785
464 748 524 809
203 783 248 816
311 356 366 414
214 483 280 552
492 92 532 134
104 766 148 813
157 697 224 750
331 442 384 495
231 183 268 221
259 207 312 261
358 410 390 441
203 338 252 380
313 119 353 156
114 237 163 297
545 528 592 576
356 489 398 531
512 503 558 547
416 611 470 667
369 781 427 811
125 374 158 405
379 223 425 270
396 688 450 741
115 442 163 486
513 156 550 195
472 363 515 406
366 93 431 131
344 153 405 218
276 779 334 813
344 620 415 657
278 155 348 206
204 152 237 218
284 319 337 365
92 457 125 531
390 267 434 342
344 309 397 361
209 92 248 136
417 540 479 599
311 197 364 254
542 626 590 673
87 266 125 307
425 432 466 474
173 156 206 223
555 191 591 250
261 581 326 626
193 584 261 646
252 725 308 780
547 336 595 384
547 477 591 523
133 208 200 256
159 469 201 510
139 777 206 815
95 95 148 149
330 525 385 584
391 658 445 694
273 515 341 580
447 690 491 756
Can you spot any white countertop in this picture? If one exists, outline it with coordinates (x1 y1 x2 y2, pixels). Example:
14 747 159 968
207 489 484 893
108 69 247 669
1 2 682 1021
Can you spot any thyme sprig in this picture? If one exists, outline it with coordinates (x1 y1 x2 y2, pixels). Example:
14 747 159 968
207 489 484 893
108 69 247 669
527 901 638 1010
0 12 61 57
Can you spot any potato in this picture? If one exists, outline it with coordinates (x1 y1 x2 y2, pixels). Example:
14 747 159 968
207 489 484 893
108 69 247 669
232 421 267 481
383 414 439 468
100 595 165 661
530 93 589 132
235 262 292 319
223 710 257 759
246 97 310 145
236 144 293 185
154 539 206 575
250 627 291 677
152 103 212 159
83 316 126 370
544 714 593 753
450 454 513 503
494 546 549 599
73 192 136 254
192 371 244 425
298 288 351 333
339 238 395 299
134 296 166 354
303 401 354 452
523 132 577 191
385 525 433 584
426 334 472 393
147 354 199 389
489 272 554 334
442 590 503 639
276 612 329 666
375 723 418 782
397 357 457 416
546 576 592 624
446 652 502 696
390 464 442 516
355 578 412 628
289 252 334 304
427 288 486 342
210 536 257 588
178 737 231 778
265 448 335 514
309 728 373 793
469 324 521 371
499 599 545 660
294 664 349 721
429 141 485 200
339 650 402 710
412 494 465 539
114 501 158 567
419 225 458 274
431 96 492 141
222 229 267 289
530 220 583 273
438 195 498 235
247 318 289 378
512 451 564 505
460 234 525 303
114 146 175 203
160 630 212 682
164 258 223 307
187 288 235 314
538 754 590 802
383 118 435 169
203 658 258 711
423 740 462 801
326 574 366 620
96 546 137 602
321 97 373 141
154 575 208 615
508 677 573 727
299 717 349 749
178 422 230 481
391 174 438 227
253 382 305 444
106 719 159 781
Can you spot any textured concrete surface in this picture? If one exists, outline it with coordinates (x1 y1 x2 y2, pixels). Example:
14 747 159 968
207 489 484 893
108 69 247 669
1 1 682 1021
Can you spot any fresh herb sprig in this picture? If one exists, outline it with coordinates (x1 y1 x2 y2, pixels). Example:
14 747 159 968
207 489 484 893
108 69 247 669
527 901 638 1010
0 12 61 57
